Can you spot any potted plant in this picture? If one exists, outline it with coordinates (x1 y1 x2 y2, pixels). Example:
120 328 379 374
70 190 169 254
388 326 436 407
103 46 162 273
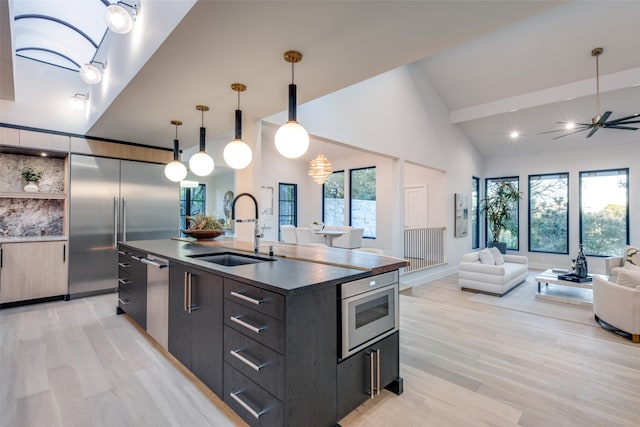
480 180 522 253
311 221 324 231
21 166 43 192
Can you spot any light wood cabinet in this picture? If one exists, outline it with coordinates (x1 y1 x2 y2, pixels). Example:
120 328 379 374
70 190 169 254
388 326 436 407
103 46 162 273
0 241 68 304
19 130 70 152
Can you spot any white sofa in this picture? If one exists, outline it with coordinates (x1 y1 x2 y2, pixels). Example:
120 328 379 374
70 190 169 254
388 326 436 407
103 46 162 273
458 250 528 296
593 274 640 343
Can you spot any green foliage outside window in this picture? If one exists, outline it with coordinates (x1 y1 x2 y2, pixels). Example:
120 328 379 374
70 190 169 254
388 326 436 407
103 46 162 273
529 174 568 253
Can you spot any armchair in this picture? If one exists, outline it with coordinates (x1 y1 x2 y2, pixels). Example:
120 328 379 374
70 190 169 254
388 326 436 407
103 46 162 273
331 228 364 249
280 225 297 244
593 274 640 343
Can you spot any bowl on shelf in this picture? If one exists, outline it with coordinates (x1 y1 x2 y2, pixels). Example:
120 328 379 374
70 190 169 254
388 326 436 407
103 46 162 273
181 229 224 240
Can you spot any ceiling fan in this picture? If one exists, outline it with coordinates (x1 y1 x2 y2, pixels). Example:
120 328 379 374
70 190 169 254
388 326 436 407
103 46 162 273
540 47 640 139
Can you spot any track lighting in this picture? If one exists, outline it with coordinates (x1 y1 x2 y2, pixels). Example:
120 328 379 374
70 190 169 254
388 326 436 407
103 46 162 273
79 61 106 84
105 1 139 34
69 93 89 111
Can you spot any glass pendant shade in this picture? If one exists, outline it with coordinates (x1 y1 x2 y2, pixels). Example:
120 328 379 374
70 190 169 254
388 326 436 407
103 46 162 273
308 153 332 184
105 3 136 34
164 160 187 182
275 121 309 159
79 63 102 84
189 151 214 176
224 139 252 169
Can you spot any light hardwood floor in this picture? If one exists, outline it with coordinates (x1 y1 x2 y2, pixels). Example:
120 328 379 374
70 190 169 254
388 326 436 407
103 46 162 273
1 274 639 427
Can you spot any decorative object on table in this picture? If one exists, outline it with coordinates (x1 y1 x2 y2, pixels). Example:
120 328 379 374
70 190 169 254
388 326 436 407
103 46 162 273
557 273 592 283
574 243 588 278
311 221 324 231
539 47 640 140
181 213 225 239
480 180 522 254
454 193 468 237
21 166 43 192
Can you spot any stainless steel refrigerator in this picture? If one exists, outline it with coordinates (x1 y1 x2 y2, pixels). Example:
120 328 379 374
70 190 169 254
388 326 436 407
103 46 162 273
68 154 179 298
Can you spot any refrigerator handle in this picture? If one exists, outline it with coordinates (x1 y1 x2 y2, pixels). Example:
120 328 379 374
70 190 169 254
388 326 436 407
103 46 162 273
123 197 127 242
113 197 119 249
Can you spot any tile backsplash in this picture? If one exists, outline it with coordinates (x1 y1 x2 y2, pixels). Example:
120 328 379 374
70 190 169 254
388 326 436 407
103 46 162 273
0 153 65 237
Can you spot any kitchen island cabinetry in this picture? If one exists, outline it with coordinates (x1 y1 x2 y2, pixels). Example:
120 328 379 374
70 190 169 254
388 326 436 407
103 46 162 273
117 249 147 328
0 240 67 306
168 262 223 396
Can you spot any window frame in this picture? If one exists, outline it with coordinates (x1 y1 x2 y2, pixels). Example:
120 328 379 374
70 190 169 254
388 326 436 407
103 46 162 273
527 172 569 254
349 166 376 239
180 183 206 232
278 182 297 241
322 170 345 226
578 168 629 257
484 176 519 251
472 176 480 250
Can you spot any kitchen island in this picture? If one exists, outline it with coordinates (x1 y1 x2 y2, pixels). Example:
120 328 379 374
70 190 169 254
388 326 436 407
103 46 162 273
117 238 405 427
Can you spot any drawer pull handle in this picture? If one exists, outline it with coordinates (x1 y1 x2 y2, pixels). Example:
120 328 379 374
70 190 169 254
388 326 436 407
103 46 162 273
131 255 141 261
118 278 131 285
230 291 262 306
230 316 264 334
230 349 264 372
230 391 268 419
118 298 130 305
118 262 131 268
118 250 128 255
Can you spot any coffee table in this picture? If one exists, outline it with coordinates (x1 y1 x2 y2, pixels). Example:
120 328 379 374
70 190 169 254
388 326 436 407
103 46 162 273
534 269 596 307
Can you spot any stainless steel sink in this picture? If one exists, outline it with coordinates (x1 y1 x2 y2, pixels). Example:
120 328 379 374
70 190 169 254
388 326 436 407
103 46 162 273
188 252 275 266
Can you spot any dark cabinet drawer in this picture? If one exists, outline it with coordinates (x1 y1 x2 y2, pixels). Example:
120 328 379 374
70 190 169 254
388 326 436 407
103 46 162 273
224 326 285 400
224 279 285 320
224 364 283 427
224 299 284 354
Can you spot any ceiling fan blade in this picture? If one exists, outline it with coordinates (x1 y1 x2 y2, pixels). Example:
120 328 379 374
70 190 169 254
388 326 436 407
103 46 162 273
556 121 592 126
597 111 612 124
552 128 590 140
609 119 640 125
539 127 588 135
586 127 600 138
605 125 639 131
605 114 640 125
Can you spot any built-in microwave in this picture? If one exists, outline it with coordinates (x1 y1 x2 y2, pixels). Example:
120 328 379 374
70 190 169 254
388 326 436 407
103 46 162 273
340 271 399 359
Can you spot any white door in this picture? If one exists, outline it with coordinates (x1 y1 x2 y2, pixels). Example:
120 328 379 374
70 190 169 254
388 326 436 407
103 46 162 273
404 186 427 228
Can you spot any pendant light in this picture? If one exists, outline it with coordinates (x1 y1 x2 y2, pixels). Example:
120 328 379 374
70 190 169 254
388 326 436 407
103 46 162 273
308 153 333 184
189 105 215 176
79 61 106 84
164 120 188 182
223 83 253 169
275 50 309 159
105 1 139 34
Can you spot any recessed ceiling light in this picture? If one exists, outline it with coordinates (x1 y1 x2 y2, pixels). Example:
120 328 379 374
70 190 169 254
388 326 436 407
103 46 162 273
509 131 519 139
565 122 576 130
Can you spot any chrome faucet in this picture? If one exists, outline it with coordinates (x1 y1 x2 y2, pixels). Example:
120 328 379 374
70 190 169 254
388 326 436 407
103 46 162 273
231 192 262 253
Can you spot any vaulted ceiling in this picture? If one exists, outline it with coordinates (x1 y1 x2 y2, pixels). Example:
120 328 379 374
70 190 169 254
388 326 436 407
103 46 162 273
2 1 639 160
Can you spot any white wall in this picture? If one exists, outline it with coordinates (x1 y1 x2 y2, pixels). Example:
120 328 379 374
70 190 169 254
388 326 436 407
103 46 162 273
263 63 484 280
484 140 640 274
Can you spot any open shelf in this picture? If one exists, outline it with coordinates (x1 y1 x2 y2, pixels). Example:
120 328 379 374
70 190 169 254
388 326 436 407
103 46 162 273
0 191 66 200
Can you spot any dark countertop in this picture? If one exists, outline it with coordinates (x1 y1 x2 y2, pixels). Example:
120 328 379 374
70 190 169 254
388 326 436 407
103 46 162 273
119 239 405 295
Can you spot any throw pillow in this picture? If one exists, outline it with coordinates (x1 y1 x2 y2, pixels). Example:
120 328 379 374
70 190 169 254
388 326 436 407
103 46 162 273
625 246 640 270
488 247 504 265
478 248 495 265
616 269 640 288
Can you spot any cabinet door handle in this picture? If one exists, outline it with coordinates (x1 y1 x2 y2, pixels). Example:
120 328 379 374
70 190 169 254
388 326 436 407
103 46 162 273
376 348 381 396
230 349 265 372
368 351 375 399
63 244 66 262
122 197 127 242
187 272 193 314
183 271 188 312
230 291 262 306
229 391 267 419
118 298 130 305
230 316 264 334
1 248 3 268
118 278 131 285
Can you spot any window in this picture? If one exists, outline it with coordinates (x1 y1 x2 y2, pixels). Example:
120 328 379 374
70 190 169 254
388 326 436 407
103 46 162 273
485 177 519 250
180 183 206 231
323 171 344 226
278 183 297 240
528 173 569 254
350 167 376 238
472 176 480 250
579 168 629 256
